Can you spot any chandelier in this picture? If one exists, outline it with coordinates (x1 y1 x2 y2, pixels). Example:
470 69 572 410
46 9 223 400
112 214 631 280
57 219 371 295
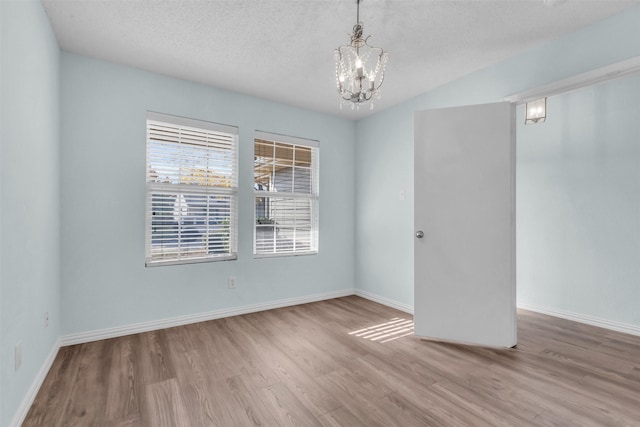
334 0 388 110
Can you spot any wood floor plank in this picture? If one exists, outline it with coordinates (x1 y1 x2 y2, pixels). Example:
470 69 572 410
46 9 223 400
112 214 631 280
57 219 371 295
450 368 546 421
24 296 640 427
105 335 140 421
199 320 250 380
277 306 370 361
143 378 190 427
226 374 280 426
221 315 343 417
22 345 81 427
192 376 255 426
316 406 370 427
246 310 341 377
537 339 637 376
432 379 539 426
314 372 425 427
170 349 221 426
482 352 640 426
321 365 394 402
218 317 287 387
105 414 142 427
138 330 175 385
578 372 640 418
374 392 443 427
59 340 111 426
206 318 280 388
629 366 640 381
529 409 590 427
355 353 501 426
163 322 204 355
260 382 324 426
264 347 343 417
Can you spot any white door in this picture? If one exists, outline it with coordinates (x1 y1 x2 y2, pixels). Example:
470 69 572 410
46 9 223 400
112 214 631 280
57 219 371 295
414 102 517 348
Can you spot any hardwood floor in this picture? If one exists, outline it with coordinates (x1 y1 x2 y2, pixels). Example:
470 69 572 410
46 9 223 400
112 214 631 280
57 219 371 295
24 296 640 426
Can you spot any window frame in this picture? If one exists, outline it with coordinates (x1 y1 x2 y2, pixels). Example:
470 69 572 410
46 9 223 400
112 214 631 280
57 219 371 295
253 130 319 258
145 111 239 267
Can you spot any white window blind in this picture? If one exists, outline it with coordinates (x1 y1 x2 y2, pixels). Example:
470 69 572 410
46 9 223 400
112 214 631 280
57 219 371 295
254 131 319 257
145 112 238 266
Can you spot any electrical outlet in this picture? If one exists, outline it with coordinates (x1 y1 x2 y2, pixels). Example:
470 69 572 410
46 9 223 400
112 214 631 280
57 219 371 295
228 276 237 289
44 311 49 328
15 342 22 371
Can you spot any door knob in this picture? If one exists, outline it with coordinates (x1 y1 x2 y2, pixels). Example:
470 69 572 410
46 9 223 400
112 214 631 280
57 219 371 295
415 230 424 238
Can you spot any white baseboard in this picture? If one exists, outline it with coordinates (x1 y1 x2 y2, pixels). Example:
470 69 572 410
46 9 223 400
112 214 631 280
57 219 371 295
355 289 414 314
60 288 356 346
518 302 640 337
56 292 640 345
10 338 61 427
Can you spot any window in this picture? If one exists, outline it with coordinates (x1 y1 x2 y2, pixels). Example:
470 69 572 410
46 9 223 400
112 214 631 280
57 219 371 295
145 112 238 266
254 131 319 257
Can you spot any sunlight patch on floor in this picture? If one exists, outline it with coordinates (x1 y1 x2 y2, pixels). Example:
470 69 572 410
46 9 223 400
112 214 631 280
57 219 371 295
348 317 414 343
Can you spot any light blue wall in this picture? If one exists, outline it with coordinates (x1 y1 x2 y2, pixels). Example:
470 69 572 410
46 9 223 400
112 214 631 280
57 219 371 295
0 1 61 425
60 53 356 334
517 77 640 325
355 5 640 327
1 3 3 422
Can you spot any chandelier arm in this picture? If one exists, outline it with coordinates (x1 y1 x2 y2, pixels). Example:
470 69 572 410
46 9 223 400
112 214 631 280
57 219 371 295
376 72 385 91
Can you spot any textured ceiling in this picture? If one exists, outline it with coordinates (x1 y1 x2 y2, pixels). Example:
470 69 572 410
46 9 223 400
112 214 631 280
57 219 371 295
42 0 640 120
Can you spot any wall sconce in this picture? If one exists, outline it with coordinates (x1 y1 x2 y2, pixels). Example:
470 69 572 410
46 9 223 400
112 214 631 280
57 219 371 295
525 98 546 124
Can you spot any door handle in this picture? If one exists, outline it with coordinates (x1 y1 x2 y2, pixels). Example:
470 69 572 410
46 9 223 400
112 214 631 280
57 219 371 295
415 230 424 239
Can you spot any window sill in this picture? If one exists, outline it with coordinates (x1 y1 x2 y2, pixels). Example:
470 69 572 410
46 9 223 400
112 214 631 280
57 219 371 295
145 254 237 267
253 251 317 259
